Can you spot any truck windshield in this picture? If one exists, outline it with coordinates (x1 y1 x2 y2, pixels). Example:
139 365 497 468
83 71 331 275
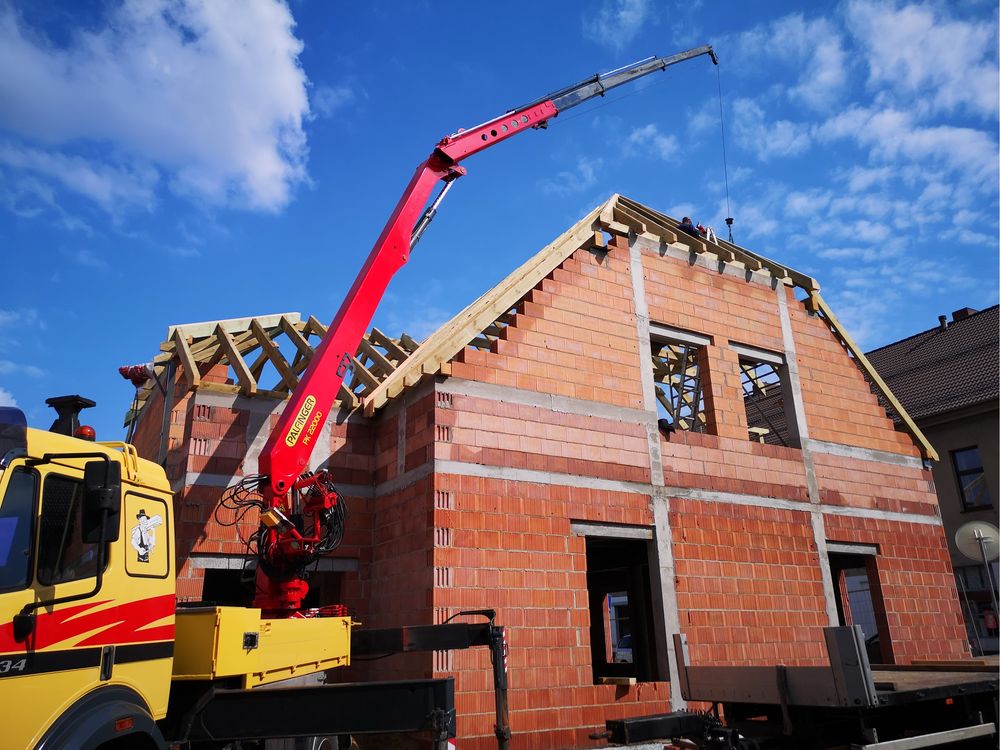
0 469 37 591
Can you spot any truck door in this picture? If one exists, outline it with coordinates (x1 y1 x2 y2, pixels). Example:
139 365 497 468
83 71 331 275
0 459 173 748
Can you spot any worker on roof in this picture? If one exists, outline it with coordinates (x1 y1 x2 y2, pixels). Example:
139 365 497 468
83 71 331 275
679 216 702 239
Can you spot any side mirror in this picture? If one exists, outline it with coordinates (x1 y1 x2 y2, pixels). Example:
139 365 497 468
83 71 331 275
82 459 121 543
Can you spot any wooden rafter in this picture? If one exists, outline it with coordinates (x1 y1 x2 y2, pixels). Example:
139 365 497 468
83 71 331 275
125 311 420 426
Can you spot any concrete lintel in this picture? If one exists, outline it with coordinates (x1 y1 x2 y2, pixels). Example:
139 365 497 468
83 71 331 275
168 312 301 341
193 389 286 415
570 521 653 540
649 322 711 348
826 541 880 556
433 460 651 496
181 471 375 499
189 553 357 572
821 504 941 526
805 438 925 470
436 378 655 425
729 341 785 365
664 485 942 526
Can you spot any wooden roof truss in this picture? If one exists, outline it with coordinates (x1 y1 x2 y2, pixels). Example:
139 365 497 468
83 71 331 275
125 313 419 425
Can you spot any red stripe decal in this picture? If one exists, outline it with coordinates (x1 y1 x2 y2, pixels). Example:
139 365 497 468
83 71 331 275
0 594 175 651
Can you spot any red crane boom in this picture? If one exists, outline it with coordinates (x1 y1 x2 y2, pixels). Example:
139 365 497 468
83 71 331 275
246 45 718 613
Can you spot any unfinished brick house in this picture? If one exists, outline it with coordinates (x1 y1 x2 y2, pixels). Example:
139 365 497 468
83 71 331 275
127 194 970 749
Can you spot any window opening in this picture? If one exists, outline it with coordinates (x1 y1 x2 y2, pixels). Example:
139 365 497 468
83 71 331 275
585 536 661 683
738 356 790 446
651 339 706 433
201 568 254 606
608 591 633 663
952 447 992 510
829 551 892 664
955 564 1000 656
37 474 101 586
0 469 37 591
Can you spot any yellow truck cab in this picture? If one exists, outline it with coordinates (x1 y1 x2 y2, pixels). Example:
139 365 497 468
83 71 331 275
0 398 504 750
0 398 175 749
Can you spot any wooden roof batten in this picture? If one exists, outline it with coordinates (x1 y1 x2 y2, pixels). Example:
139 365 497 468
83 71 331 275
125 312 420 426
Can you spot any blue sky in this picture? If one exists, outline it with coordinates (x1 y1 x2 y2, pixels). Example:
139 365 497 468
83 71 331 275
1 0 997 440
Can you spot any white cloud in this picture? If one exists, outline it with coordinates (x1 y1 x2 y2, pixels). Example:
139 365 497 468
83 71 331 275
0 143 156 212
312 84 355 119
815 106 999 188
166 245 201 258
624 124 679 160
0 360 44 378
539 156 603 196
957 228 993 245
0 387 16 407
846 0 999 118
0 308 42 330
687 101 717 137
69 249 109 269
785 188 831 217
838 166 894 193
585 0 651 50
0 0 311 213
730 13 848 110
731 99 811 160
666 203 699 222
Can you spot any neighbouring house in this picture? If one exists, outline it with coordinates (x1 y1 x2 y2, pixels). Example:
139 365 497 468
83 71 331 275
867 305 1000 655
127 194 971 749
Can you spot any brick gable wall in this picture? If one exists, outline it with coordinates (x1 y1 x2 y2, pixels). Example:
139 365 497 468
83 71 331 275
132 222 969 750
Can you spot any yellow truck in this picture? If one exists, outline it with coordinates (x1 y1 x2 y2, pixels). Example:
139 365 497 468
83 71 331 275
0 398 507 749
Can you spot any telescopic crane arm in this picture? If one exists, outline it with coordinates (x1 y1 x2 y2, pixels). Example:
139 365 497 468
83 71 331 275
250 45 717 613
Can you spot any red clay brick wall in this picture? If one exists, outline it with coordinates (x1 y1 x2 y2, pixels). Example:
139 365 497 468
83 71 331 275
451 242 643 410
641 247 784 353
433 473 667 750
824 514 968 662
813 452 940 515
661 431 810 502
671 498 829 666
786 293 919 456
437 393 650 486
